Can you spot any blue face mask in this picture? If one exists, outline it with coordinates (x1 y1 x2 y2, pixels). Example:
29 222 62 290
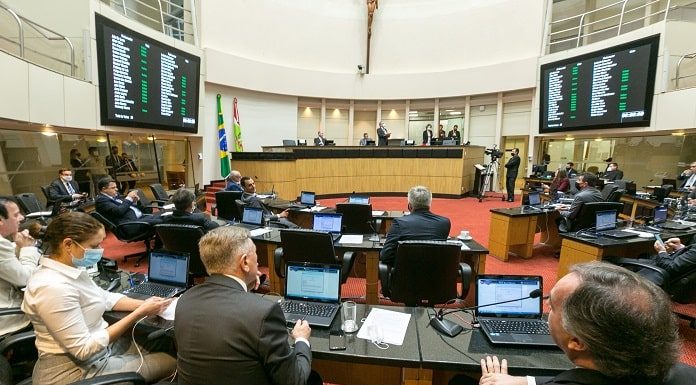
71 241 104 267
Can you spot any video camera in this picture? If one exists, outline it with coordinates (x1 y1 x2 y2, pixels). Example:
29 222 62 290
484 147 504 161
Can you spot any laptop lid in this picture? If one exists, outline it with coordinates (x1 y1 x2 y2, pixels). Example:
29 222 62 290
475 275 543 319
595 210 617 231
348 195 370 204
653 206 668 224
313 212 342 234
284 263 341 304
147 250 190 288
300 191 316 206
242 207 264 225
625 181 637 195
527 191 541 206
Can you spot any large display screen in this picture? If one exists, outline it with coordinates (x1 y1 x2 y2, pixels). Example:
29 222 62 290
539 35 659 133
95 14 200 133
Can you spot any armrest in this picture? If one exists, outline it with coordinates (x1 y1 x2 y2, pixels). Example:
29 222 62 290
150 199 169 205
115 221 154 242
458 263 473 299
0 331 35 353
608 257 668 276
339 251 357 284
378 262 391 298
274 247 285 279
0 307 23 317
67 372 147 385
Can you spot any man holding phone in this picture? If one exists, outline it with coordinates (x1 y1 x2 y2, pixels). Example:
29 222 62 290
634 236 696 286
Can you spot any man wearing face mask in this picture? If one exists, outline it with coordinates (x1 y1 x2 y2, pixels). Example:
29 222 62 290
556 172 603 232
48 168 86 205
160 188 220 231
175 226 322 385
602 162 624 181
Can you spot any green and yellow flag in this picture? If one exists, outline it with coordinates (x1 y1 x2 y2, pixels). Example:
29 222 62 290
216 94 231 178
233 97 244 152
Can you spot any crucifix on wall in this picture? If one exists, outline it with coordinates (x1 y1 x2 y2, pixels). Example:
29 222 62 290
366 0 378 74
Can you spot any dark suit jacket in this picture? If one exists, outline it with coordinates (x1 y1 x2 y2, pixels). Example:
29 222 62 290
47 178 80 202
226 182 243 192
560 187 604 220
539 364 696 385
422 130 433 145
504 155 521 179
175 275 312 385
95 193 143 225
646 245 696 285
161 210 220 231
678 172 696 188
447 130 461 140
377 127 389 146
379 209 451 265
313 137 325 146
602 170 624 181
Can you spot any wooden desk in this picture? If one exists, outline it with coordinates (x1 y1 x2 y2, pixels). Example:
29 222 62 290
488 207 561 261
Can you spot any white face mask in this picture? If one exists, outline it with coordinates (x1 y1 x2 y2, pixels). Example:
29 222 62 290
62 175 73 182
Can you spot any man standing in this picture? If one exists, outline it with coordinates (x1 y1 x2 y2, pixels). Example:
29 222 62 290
175 226 321 385
240 177 298 228
447 125 461 141
565 162 578 178
602 162 624 181
503 148 520 202
379 186 450 267
0 197 41 337
377 121 390 146
422 124 433 145
47 168 85 204
678 161 696 191
477 262 689 385
437 124 446 140
557 172 603 232
225 170 243 192
106 146 126 191
161 188 220 232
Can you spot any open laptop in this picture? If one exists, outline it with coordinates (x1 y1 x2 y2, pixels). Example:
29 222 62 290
522 191 542 210
348 195 370 204
235 206 264 230
312 212 343 242
476 275 556 347
123 250 190 299
653 206 692 230
300 191 316 207
280 263 342 327
594 210 636 239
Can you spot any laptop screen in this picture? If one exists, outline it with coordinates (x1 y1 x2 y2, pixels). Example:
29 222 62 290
285 263 341 303
527 192 541 206
348 195 370 204
300 191 315 205
653 206 668 223
476 275 542 318
148 250 189 286
595 210 617 231
313 213 342 234
242 207 264 225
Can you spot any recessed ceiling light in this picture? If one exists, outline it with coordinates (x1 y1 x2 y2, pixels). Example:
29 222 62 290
448 112 462 115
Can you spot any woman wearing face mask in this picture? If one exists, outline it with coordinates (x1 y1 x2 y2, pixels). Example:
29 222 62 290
21 212 175 385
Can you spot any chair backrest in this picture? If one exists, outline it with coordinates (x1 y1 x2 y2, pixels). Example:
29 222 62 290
661 184 674 196
14 193 44 214
40 185 54 207
666 261 696 304
389 240 463 306
149 183 170 202
154 224 207 277
279 229 337 266
135 190 154 207
653 187 668 203
600 184 618 200
335 203 374 234
606 189 625 203
569 202 624 232
234 199 248 222
90 211 117 232
214 191 243 221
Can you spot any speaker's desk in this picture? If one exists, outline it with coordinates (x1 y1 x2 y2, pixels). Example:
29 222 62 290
248 228 488 305
488 207 561 261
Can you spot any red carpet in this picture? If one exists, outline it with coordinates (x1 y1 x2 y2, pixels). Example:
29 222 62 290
102 194 696 366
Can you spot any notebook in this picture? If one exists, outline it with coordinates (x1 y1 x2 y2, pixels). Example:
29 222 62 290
281 263 341 327
653 206 692 230
236 207 264 230
523 191 542 210
124 250 190 299
312 212 343 242
476 275 556 347
348 195 370 204
594 210 636 239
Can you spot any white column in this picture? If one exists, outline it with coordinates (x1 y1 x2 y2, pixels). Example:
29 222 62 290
404 100 410 141
320 99 326 134
434 98 440 131
463 96 471 144
348 100 355 145
494 92 504 191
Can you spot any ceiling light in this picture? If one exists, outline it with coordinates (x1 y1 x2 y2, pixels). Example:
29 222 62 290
409 110 418 114
565 137 574 141
594 138 602 141
671 132 685 136
96 137 107 143
448 112 462 115
41 131 56 137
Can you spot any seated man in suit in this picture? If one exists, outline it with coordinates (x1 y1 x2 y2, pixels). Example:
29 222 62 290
240 177 299 228
475 262 692 385
47 168 87 204
379 185 451 267
175 226 322 385
161 188 220 232
556 172 604 232
359 132 373 146
95 176 162 237
631 237 696 287
225 169 243 192
678 161 696 191
565 162 578 178
313 131 327 146
602 162 624 181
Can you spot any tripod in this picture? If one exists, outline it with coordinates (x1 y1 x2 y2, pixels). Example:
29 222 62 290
478 158 504 202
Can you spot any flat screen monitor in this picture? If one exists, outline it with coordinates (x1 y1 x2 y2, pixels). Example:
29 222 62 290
539 35 659 133
95 14 201 133
365 140 375 146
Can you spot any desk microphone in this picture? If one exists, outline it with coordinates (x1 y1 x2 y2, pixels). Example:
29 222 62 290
147 325 174 340
430 289 543 338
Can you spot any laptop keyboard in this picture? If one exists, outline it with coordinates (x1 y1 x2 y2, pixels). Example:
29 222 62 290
481 319 550 335
128 282 177 297
281 301 335 317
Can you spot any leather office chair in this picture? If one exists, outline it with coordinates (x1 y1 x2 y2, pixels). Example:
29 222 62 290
40 185 55 209
14 193 56 222
606 188 625 203
600 184 618 200
274 229 356 284
135 190 161 213
0 308 37 385
214 191 243 221
234 199 249 222
563 201 624 233
378 240 472 307
90 212 153 267
154 224 208 278
335 203 380 234
149 183 172 203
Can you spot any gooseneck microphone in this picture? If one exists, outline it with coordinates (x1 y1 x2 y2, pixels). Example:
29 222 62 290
147 325 174 340
430 289 543 338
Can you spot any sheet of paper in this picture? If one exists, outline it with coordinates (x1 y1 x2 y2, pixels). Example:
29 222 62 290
162 203 175 210
159 297 178 321
356 308 411 346
250 228 272 237
338 234 363 244
256 194 271 199
310 206 326 212
446 240 470 251
372 210 385 216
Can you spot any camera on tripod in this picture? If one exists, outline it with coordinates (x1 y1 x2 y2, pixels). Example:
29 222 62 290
484 147 504 161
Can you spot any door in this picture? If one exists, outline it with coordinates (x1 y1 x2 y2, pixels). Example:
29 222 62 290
502 137 528 193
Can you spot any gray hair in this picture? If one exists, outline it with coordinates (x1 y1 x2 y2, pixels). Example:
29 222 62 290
408 186 432 210
564 262 679 382
171 188 195 211
198 226 253 274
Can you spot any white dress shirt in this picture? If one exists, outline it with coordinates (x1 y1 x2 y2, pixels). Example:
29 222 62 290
0 237 40 336
22 257 125 361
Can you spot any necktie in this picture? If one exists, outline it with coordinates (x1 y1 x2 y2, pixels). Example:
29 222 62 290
66 183 75 195
687 174 696 188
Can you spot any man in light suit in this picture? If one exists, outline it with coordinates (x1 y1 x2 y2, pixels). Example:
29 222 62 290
379 186 451 267
175 226 322 385
47 168 85 204
377 121 390 146
94 177 161 237
556 172 603 232
161 188 219 232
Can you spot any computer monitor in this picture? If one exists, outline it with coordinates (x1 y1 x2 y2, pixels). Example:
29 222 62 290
297 139 307 146
442 139 456 146
348 195 370 204
365 140 375 146
532 164 547 176
325 140 335 146
300 191 316 206
430 138 443 146
662 178 677 189
653 206 668 224
282 139 296 146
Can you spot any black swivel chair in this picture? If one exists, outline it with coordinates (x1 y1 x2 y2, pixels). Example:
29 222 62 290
274 229 356 285
234 199 248 222
154 224 208 278
149 183 172 203
14 193 56 222
562 201 624 233
214 191 243 221
606 188 625 203
600 184 618 201
40 185 55 209
335 203 380 234
0 308 37 385
90 212 154 267
134 190 162 213
378 240 471 307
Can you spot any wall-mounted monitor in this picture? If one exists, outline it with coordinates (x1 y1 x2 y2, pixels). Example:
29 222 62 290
539 35 659 134
95 14 200 133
